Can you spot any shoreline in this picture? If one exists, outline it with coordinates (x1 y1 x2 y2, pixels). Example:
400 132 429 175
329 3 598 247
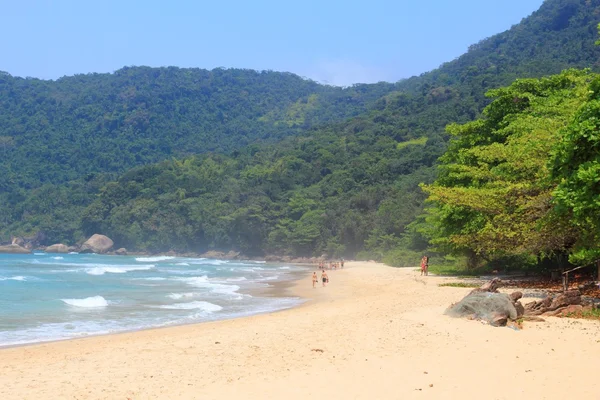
0 261 313 351
2 262 600 399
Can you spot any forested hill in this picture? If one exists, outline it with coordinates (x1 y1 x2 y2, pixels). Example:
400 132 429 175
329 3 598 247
3 0 600 259
0 67 396 189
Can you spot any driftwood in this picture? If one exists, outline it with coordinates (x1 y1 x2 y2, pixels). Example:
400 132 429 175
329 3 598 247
469 278 501 295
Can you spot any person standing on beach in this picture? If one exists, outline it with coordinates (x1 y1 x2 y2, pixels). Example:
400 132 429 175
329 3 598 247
312 272 318 288
341 259 344 268
420 256 429 276
321 270 328 287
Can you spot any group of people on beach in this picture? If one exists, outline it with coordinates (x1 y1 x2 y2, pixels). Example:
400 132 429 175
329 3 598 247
312 259 344 288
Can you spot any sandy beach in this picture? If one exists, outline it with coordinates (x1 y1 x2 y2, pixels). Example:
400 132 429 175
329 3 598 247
1 261 599 399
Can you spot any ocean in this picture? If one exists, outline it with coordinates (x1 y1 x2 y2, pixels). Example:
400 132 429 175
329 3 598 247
0 253 305 347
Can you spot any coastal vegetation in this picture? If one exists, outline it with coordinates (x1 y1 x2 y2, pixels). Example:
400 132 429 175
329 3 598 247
2 0 600 272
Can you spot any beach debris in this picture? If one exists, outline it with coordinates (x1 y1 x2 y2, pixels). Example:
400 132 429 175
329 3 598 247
311 348 324 353
446 279 589 327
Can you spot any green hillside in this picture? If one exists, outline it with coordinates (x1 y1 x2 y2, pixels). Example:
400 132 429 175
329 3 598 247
0 67 395 189
3 0 600 261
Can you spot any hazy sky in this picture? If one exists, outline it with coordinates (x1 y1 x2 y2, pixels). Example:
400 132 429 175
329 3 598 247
2 0 544 86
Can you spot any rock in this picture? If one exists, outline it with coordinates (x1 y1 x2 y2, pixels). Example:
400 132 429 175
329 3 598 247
548 290 581 311
522 316 545 322
200 250 226 259
165 250 177 257
514 301 525 318
67 246 79 253
226 250 240 259
11 236 25 246
510 291 523 302
445 291 518 323
115 248 128 255
544 304 583 317
0 244 31 254
491 312 508 327
80 234 114 254
45 244 69 253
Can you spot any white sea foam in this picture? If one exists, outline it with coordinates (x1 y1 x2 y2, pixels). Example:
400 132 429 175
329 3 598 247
167 292 196 300
135 256 175 262
61 296 109 308
258 276 279 281
34 253 45 256
157 301 222 312
190 259 225 265
177 276 242 298
140 277 167 281
86 265 155 275
0 276 27 281
52 256 64 260
68 252 79 254
226 277 247 282
176 262 190 266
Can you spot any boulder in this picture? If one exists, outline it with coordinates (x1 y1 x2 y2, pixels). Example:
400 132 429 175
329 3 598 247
67 246 79 253
115 248 128 256
544 304 584 317
45 244 69 253
80 234 114 254
548 290 581 311
510 291 523 302
0 244 31 254
514 301 525 318
490 312 508 327
11 236 25 246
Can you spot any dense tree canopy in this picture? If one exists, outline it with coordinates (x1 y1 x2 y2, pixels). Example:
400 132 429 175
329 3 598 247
422 70 592 266
2 0 600 266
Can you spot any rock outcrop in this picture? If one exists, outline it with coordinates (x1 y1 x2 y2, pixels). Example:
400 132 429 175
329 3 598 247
80 234 114 254
447 279 589 327
200 250 240 260
115 248 128 255
45 243 69 253
0 244 31 254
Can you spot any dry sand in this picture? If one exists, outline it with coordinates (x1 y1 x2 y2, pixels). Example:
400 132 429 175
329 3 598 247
1 261 599 399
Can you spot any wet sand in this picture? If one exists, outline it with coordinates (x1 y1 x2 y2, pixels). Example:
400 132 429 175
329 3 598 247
1 261 599 399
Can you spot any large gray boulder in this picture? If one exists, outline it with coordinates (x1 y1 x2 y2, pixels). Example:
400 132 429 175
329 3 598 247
45 243 69 253
0 244 31 254
80 234 114 254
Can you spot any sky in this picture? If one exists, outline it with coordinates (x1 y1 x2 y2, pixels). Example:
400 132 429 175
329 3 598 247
1 0 544 86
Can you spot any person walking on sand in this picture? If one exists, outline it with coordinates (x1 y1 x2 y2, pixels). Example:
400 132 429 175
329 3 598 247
321 270 328 287
420 256 429 276
312 272 318 288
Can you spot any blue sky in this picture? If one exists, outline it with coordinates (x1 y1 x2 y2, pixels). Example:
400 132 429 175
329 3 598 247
2 0 544 85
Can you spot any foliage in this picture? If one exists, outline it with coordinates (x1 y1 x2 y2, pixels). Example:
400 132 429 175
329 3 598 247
3 0 600 261
552 75 600 264
422 70 593 265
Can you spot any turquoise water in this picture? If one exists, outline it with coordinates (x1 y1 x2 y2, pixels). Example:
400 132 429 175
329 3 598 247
0 253 304 346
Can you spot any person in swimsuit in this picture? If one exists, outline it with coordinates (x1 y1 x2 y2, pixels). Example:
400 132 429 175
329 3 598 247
420 256 429 276
321 270 328 287
312 272 318 288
